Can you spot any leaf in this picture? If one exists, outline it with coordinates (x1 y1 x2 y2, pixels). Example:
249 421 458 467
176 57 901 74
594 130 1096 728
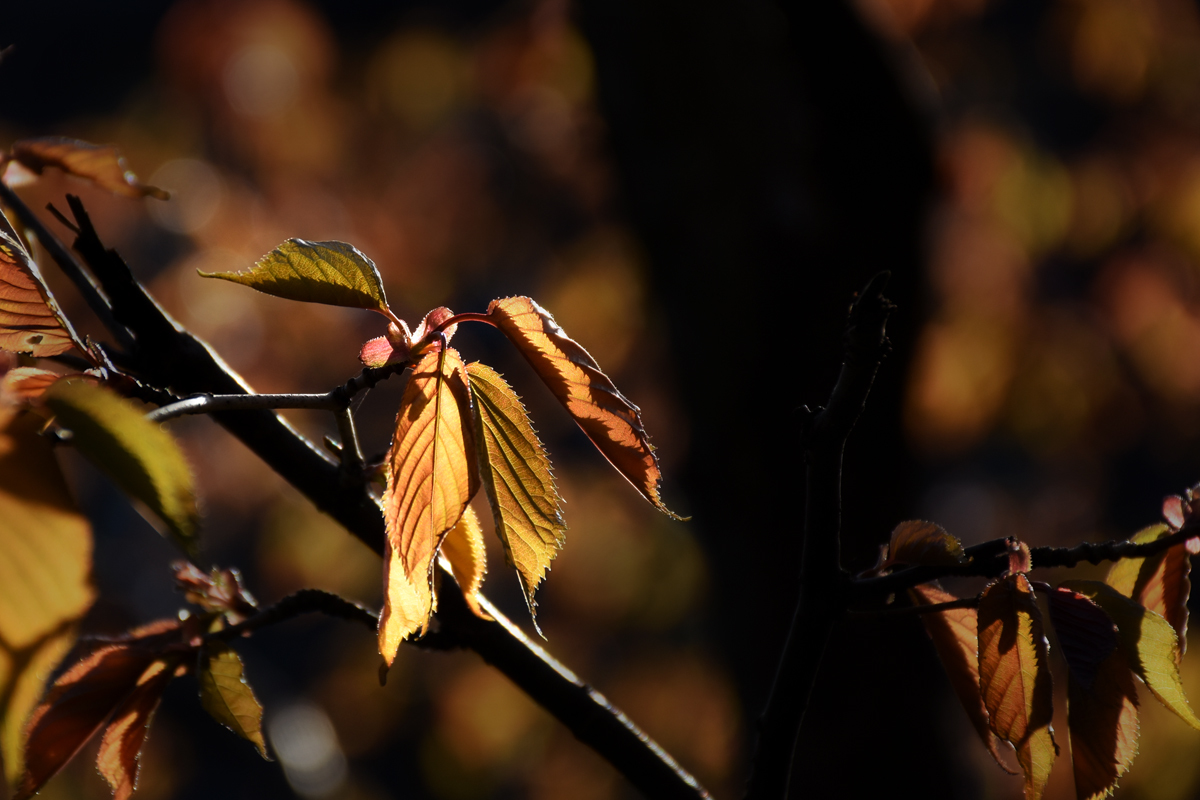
1105 523 1190 660
7 138 168 200
1047 588 1139 800
379 346 479 663
95 658 177 800
200 239 393 317
0 407 94 792
1 367 77 403
486 296 678 517
466 362 565 625
1062 580 1200 731
0 231 83 357
977 574 1057 800
43 380 200 556
198 643 267 758
173 563 257 623
438 506 489 620
908 584 1017 774
886 521 966 568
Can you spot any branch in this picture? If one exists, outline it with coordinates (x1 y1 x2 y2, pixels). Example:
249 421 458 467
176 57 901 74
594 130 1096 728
209 589 378 641
147 392 347 422
57 196 709 800
745 273 894 800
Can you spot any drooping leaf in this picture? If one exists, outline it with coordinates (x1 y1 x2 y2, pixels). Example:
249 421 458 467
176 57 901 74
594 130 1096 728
438 506 488 619
909 583 1017 774
200 239 393 317
978 574 1057 800
466 362 565 625
486 296 678 518
1046 587 1140 799
1063 580 1200 731
379 346 478 663
0 408 94 792
198 643 267 758
1 367 79 403
173 563 258 624
43 380 200 556
886 521 966 569
7 138 168 200
1105 524 1190 660
96 658 178 800
0 230 83 357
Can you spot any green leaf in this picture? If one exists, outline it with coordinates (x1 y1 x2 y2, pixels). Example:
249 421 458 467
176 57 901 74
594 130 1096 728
199 239 393 316
43 380 199 556
465 362 565 630
1062 579 1200 731
199 643 268 759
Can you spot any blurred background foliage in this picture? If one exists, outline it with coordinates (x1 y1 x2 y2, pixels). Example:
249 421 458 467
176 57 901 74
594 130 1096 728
8 0 1200 797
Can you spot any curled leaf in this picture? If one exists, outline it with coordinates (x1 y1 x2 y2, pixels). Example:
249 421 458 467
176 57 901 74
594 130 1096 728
0 230 83 358
198 643 267 758
173 563 257 623
978 574 1056 800
1 367 80 404
885 521 965 569
1105 523 1190 660
43 380 199 556
486 296 678 518
438 506 489 620
379 346 478 662
466 362 565 627
1063 579 1200 731
7 138 168 200
96 658 178 800
909 583 1017 774
201 239 393 317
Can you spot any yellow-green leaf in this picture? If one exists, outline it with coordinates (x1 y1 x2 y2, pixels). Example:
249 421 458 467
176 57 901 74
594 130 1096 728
200 239 393 317
1063 579 1200 731
0 407 94 794
466 362 565 627
439 505 489 619
199 643 267 758
43 380 199 555
1105 523 1190 659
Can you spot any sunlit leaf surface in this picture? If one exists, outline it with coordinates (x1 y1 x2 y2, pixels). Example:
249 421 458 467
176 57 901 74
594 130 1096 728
886 521 966 568
96 658 178 800
43 380 199 555
466 361 564 625
486 295 678 518
0 231 81 358
439 505 488 619
1105 523 1191 659
199 643 267 758
8 137 168 199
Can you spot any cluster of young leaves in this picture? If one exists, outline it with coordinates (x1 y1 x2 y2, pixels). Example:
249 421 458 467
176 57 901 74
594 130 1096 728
199 237 680 662
884 499 1200 800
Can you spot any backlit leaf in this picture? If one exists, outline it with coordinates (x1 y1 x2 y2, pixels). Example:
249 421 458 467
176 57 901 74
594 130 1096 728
7 138 168 200
1063 580 1200 731
200 239 392 316
379 346 478 663
978 574 1056 800
43 380 199 555
198 643 267 758
886 521 965 568
1047 588 1117 690
466 362 565 625
438 506 488 619
486 296 678 517
96 658 178 800
909 583 1017 774
0 230 82 358
1067 645 1139 800
1 367 75 403
0 408 94 792
1105 523 1190 659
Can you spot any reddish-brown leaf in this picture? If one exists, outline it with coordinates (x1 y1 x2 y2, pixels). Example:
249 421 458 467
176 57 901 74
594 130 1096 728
0 231 82 358
8 138 168 200
1105 524 1191 660
439 506 489 619
95 658 178 800
0 367 76 403
886 521 966 569
978 574 1057 800
486 296 677 517
1047 588 1117 690
172 562 258 624
909 584 1017 774
379 346 479 663
1067 644 1139 800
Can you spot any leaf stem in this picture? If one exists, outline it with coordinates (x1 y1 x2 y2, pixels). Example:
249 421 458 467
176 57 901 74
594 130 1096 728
334 408 365 475
436 311 496 332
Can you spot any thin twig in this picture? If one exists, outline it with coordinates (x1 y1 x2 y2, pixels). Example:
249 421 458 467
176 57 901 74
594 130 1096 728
147 392 344 422
208 588 378 641
335 407 365 474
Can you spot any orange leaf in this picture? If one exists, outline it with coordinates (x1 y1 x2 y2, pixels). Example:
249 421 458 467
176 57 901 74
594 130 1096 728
439 506 489 619
1048 588 1138 800
486 296 678 517
909 584 1017 774
978 574 1057 800
0 367 75 403
379 346 479 663
8 138 168 200
1105 524 1190 660
96 658 177 800
0 231 82 358
886 521 966 569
